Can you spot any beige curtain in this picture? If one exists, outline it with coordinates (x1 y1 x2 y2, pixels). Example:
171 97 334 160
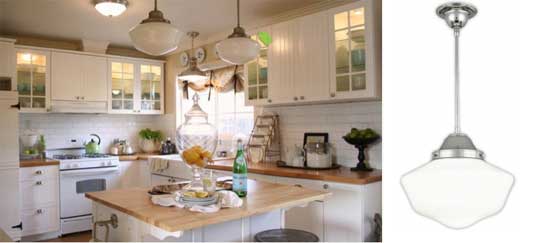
180 65 244 100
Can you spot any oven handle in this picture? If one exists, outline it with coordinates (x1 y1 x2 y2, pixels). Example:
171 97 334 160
60 167 119 177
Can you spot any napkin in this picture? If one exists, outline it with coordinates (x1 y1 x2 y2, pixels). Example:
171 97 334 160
150 191 243 213
149 157 170 173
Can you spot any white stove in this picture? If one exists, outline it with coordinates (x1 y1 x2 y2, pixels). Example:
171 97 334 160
47 148 120 235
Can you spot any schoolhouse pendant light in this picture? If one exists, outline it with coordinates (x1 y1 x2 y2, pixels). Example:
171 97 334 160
177 32 208 83
94 0 128 17
129 0 182 56
400 2 515 229
215 0 260 65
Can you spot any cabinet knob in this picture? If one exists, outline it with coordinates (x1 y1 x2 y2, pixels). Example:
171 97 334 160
294 184 303 188
76 96 80 100
330 93 336 98
35 170 43 175
293 97 298 101
300 96 305 100
35 181 43 185
267 99 272 103
81 96 85 100
36 209 43 214
323 184 329 189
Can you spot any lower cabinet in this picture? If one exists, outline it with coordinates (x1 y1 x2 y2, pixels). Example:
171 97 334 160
19 165 60 237
213 170 381 242
120 160 151 188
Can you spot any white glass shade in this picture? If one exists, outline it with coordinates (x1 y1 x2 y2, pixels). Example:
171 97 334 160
401 158 514 229
95 1 127 17
177 74 208 83
129 22 182 56
215 37 260 65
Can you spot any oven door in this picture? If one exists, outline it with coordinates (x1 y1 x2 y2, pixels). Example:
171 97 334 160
60 167 120 219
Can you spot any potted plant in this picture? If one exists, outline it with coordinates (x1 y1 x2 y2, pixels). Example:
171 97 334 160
138 128 163 153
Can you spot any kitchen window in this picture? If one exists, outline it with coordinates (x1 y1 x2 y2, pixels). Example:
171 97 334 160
179 88 254 157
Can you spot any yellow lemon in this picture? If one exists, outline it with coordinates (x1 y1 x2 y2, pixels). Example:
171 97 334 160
195 191 209 198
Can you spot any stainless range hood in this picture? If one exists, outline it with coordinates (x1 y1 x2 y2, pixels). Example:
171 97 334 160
50 100 107 113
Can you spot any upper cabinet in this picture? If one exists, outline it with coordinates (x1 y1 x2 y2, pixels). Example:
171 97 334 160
108 58 164 114
0 38 16 91
328 1 380 100
245 27 270 106
15 48 51 112
51 52 108 102
244 0 381 106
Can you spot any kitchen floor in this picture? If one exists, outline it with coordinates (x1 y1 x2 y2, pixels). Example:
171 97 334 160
42 231 92 242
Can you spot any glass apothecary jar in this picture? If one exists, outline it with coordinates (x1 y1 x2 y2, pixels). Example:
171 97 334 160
176 93 217 190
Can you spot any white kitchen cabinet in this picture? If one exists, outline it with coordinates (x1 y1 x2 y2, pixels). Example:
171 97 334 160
120 161 152 188
139 160 151 187
0 168 22 241
245 27 271 106
19 165 60 238
15 48 51 112
0 38 16 90
108 58 164 114
0 92 20 167
51 51 107 102
328 0 381 101
267 19 296 105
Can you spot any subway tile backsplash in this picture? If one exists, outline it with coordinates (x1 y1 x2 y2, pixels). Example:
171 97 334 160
19 113 174 153
262 101 382 169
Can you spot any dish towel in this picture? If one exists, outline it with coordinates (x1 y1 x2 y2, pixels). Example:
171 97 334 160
150 191 243 213
149 156 170 173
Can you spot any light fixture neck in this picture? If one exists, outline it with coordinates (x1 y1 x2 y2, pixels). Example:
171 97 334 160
432 133 485 160
140 0 170 24
227 0 248 38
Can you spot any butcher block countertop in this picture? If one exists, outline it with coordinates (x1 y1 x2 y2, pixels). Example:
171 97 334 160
86 179 330 232
19 158 60 167
118 153 164 161
207 160 382 185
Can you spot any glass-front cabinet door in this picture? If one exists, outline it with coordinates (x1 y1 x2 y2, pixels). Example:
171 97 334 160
15 49 50 112
328 1 380 100
245 28 270 106
108 58 164 114
109 60 136 113
139 63 163 114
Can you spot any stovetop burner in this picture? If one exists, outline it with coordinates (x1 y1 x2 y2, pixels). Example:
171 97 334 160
53 154 110 160
83 153 109 158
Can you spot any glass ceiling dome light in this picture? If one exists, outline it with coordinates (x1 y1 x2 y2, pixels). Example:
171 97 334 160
129 0 183 56
178 31 208 83
400 2 515 229
215 0 260 65
94 0 128 17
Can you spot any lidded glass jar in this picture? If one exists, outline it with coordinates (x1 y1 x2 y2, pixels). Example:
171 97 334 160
176 93 217 190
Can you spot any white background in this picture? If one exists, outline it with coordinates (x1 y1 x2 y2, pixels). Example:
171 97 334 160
383 0 538 241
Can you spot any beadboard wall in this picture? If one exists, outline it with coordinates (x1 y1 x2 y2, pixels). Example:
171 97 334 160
261 101 382 169
19 113 175 153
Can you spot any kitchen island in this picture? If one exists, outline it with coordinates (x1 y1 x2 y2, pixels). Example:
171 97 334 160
86 179 330 242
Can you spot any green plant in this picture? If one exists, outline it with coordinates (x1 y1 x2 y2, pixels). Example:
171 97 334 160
138 128 163 142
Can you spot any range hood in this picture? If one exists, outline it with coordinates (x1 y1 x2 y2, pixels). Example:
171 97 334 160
50 100 107 114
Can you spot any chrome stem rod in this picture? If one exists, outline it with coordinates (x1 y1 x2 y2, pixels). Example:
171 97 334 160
454 28 461 134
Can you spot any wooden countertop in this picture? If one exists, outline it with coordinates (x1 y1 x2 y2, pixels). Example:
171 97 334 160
86 180 329 232
0 228 12 242
20 158 60 167
207 160 381 185
118 153 164 161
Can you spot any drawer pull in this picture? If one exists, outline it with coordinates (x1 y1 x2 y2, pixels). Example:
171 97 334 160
36 209 43 214
330 93 336 98
35 170 43 175
323 184 329 189
294 184 303 188
35 181 43 185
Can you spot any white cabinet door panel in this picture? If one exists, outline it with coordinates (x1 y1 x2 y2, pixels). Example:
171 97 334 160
0 168 21 240
268 20 296 104
0 40 16 82
20 178 58 209
21 205 59 236
82 55 107 102
0 97 19 166
51 52 83 101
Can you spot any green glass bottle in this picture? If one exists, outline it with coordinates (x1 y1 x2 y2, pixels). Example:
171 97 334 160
233 140 248 197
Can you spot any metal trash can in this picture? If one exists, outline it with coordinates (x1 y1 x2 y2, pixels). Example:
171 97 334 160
254 229 319 242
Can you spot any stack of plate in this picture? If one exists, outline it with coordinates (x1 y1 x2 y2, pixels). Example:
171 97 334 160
179 194 219 207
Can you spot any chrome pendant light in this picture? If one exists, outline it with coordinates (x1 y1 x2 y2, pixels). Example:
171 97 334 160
401 2 514 229
129 0 183 56
215 0 260 65
178 32 208 83
94 0 128 17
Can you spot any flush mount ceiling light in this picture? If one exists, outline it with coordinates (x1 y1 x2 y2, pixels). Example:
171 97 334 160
94 0 128 17
177 32 208 83
129 0 183 56
401 2 515 229
215 0 260 65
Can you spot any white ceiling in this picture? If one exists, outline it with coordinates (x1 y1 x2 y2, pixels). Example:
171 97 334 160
0 0 323 49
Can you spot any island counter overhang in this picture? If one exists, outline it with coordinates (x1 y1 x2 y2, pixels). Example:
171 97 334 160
85 179 331 241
